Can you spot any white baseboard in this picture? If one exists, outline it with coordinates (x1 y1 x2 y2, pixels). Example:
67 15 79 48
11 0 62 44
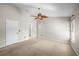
18 37 30 42
71 43 79 56
0 45 5 48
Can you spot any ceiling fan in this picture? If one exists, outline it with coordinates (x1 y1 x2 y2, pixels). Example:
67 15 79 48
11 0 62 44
31 8 48 20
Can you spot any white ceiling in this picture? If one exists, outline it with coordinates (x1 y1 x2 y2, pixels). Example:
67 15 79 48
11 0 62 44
12 3 79 17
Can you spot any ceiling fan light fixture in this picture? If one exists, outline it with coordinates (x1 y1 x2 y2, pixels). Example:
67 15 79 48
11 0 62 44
32 8 48 20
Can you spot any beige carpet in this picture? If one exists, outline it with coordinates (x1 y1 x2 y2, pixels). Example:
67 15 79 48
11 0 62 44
0 37 77 56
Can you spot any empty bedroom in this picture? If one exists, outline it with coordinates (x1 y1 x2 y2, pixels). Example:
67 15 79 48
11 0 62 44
0 3 79 56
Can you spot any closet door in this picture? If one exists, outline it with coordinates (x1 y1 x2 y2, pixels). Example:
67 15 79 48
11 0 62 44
31 20 37 38
6 19 19 46
71 19 75 43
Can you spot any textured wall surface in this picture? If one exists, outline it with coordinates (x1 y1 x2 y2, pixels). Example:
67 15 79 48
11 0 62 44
38 17 70 44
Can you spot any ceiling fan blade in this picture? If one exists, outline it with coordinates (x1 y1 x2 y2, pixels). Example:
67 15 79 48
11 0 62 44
42 15 48 18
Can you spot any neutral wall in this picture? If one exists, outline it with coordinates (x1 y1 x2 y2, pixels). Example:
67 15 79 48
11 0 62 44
0 4 32 47
71 8 79 55
0 16 6 48
38 17 70 44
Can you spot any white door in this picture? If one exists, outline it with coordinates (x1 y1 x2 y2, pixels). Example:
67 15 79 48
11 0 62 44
71 19 75 43
31 20 37 38
6 19 19 46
